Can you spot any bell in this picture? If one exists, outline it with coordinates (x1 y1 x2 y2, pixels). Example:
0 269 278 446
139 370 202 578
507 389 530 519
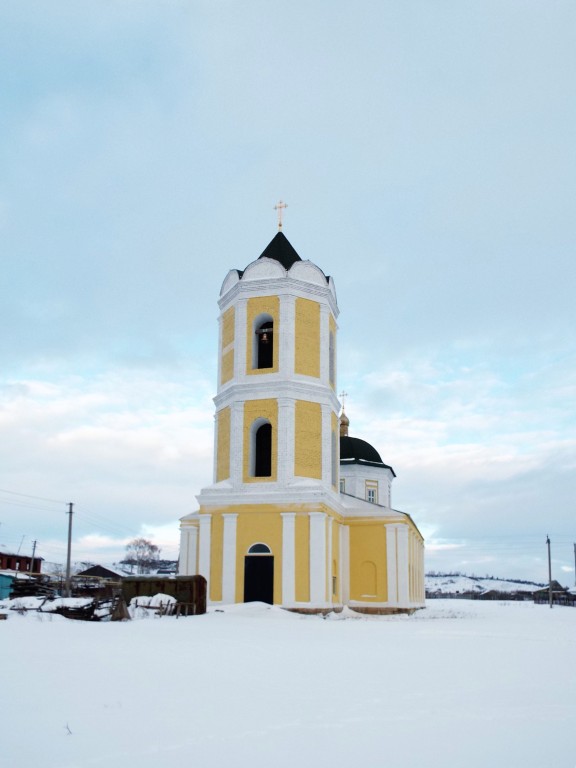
260 331 270 344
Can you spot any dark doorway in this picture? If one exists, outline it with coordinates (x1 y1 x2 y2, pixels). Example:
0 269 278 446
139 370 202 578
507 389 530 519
254 423 272 476
243 556 274 604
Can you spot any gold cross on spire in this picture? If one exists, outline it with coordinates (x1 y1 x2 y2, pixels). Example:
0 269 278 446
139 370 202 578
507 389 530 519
339 390 348 411
274 200 288 230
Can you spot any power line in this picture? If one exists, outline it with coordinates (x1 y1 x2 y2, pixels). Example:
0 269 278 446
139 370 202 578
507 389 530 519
0 488 66 505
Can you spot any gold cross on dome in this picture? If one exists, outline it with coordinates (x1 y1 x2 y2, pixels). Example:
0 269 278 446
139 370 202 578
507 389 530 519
339 390 348 410
274 200 288 229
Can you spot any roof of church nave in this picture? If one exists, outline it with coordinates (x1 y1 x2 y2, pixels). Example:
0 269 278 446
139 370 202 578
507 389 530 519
340 435 396 476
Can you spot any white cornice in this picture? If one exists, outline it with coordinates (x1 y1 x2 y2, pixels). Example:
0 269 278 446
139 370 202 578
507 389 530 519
219 275 339 317
214 379 341 410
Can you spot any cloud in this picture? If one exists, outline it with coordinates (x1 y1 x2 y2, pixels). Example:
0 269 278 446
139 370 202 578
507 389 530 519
0 368 213 564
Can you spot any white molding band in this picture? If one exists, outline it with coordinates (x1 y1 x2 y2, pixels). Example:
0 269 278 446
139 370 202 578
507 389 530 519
309 512 327 605
222 514 238 604
281 512 296 605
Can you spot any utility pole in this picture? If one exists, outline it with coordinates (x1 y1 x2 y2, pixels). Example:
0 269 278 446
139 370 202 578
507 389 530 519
30 540 37 573
546 535 553 609
65 502 74 598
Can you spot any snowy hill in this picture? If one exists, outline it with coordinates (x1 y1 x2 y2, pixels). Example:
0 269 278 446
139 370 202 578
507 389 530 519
425 572 544 596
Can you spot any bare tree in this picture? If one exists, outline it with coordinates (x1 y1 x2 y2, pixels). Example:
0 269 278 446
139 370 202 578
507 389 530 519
121 538 161 574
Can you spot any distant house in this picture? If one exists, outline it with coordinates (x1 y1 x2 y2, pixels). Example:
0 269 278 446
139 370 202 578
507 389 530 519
0 548 42 574
76 565 127 580
533 580 575 606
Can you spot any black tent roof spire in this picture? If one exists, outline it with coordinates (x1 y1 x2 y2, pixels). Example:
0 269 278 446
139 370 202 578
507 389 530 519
258 231 302 270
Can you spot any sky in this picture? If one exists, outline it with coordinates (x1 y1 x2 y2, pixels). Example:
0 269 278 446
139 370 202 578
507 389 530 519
1 0 575 583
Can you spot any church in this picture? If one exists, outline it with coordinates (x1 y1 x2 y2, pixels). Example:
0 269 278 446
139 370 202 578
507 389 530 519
179 225 424 613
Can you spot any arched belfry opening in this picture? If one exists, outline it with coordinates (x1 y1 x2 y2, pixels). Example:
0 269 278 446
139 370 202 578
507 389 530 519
244 543 274 604
254 316 274 369
254 422 272 477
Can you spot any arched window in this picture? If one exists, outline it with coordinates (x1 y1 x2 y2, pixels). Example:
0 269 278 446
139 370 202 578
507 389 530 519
248 543 272 554
255 318 274 369
254 422 272 477
360 561 377 596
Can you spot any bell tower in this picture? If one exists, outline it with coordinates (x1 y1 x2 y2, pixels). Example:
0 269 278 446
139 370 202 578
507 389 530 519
180 230 342 609
179 225 425 614
214 231 340 493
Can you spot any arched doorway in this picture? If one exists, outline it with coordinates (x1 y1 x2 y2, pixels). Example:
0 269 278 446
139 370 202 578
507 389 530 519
244 543 274 604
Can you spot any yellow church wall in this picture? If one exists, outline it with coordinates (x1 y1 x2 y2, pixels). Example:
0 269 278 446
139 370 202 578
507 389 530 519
199 502 342 605
216 407 231 482
221 306 235 348
294 400 322 479
294 297 320 378
220 306 235 385
220 349 234 385
295 513 310 602
349 522 388 602
235 511 283 605
242 399 278 483
246 295 279 374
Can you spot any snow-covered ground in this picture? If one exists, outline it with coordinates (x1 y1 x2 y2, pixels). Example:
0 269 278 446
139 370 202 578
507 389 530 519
1 599 574 768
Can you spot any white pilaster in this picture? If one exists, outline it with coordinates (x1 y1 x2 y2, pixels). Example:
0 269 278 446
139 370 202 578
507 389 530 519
178 524 198 576
212 412 218 483
396 524 409 607
327 515 333 603
309 512 327 605
280 293 296 378
222 513 238 604
231 401 244 488
198 515 212 601
234 298 248 382
340 524 350 605
216 312 223 396
281 512 296 605
277 398 294 486
319 303 330 386
321 403 333 489
386 523 398 606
